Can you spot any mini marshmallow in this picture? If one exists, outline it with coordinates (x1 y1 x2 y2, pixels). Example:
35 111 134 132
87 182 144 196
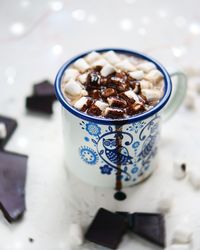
172 227 192 244
92 58 108 67
116 60 136 72
100 64 116 77
78 72 88 84
95 100 109 111
74 58 90 73
184 91 195 110
68 223 84 247
173 162 187 180
64 79 82 96
63 68 79 82
140 79 153 89
74 97 88 110
157 194 172 213
124 90 140 102
81 89 88 96
85 51 101 64
188 169 200 189
167 245 191 250
103 50 121 65
0 122 7 139
145 69 163 83
137 62 156 72
129 70 144 80
141 89 162 101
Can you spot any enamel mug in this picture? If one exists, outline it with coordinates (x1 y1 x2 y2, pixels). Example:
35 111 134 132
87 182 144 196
55 48 187 188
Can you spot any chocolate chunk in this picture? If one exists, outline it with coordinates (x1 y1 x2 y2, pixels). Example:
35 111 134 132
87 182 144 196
33 80 56 100
132 213 165 247
87 72 101 86
102 88 117 98
126 103 145 116
85 208 128 249
107 97 127 108
89 90 101 100
105 108 124 119
110 72 127 85
0 150 27 222
26 96 54 114
114 191 127 201
181 163 186 172
93 66 102 72
0 115 17 148
87 104 102 116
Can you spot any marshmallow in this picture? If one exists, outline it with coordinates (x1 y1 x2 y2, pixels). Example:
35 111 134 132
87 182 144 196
145 69 163 83
140 79 153 89
63 68 79 82
0 122 7 139
137 62 156 72
124 90 140 102
64 79 82 96
116 60 136 72
78 73 88 84
103 50 121 65
92 58 108 67
167 245 191 250
184 91 195 110
172 227 192 244
100 64 116 77
95 100 109 111
129 70 144 80
85 51 101 64
173 162 187 180
81 89 88 96
68 223 84 247
157 194 172 213
188 169 200 189
141 89 162 101
74 97 88 110
74 58 90 73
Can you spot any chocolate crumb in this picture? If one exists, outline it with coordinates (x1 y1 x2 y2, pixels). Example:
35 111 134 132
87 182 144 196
29 238 34 243
181 163 186 172
87 104 102 116
102 88 117 98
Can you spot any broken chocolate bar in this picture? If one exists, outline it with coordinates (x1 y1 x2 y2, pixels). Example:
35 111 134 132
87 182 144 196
0 150 28 222
0 115 17 148
132 212 165 247
26 96 54 114
85 208 128 249
33 80 56 100
26 80 57 115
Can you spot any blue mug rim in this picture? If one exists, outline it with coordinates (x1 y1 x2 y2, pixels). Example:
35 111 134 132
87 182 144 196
54 48 172 125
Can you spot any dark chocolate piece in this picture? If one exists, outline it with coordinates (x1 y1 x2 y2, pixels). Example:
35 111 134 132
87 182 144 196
132 212 165 247
0 150 27 222
0 115 17 148
85 208 128 249
116 211 132 228
33 80 56 100
26 96 54 114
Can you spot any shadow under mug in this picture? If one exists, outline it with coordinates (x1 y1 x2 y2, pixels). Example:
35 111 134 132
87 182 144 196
55 48 187 188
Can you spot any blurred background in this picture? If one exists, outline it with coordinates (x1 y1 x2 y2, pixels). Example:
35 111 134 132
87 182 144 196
0 0 200 249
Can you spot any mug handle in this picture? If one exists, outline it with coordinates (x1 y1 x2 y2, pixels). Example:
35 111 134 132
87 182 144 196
161 71 187 121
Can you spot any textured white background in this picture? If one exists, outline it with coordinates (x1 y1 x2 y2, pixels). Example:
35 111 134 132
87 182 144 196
0 0 200 249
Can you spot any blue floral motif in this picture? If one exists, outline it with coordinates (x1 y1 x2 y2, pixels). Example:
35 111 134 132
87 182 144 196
100 165 113 175
79 146 98 165
84 137 89 142
132 141 140 149
85 123 101 137
131 167 139 174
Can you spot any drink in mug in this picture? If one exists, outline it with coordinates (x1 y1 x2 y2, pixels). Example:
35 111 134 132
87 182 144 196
55 48 187 200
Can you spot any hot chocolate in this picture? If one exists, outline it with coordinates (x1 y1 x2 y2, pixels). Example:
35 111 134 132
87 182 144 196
61 50 164 119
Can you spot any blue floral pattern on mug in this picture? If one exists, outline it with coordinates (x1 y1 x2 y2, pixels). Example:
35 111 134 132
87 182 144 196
79 114 160 182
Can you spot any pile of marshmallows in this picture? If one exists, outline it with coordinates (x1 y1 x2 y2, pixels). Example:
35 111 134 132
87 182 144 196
62 50 163 114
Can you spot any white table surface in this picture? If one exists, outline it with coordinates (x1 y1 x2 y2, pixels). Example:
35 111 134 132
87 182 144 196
0 0 200 249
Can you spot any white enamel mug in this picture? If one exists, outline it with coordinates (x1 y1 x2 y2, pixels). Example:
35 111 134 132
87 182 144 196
55 48 187 188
